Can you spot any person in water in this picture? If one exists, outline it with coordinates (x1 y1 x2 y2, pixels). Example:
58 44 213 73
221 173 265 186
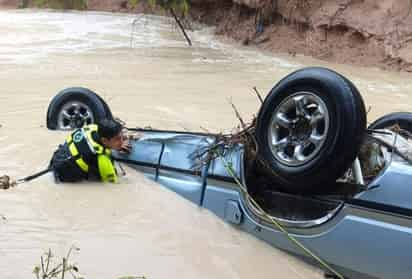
50 118 131 183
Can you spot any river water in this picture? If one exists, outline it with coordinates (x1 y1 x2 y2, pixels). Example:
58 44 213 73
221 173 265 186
0 9 411 279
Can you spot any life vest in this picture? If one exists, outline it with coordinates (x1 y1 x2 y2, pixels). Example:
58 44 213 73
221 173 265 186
65 124 118 183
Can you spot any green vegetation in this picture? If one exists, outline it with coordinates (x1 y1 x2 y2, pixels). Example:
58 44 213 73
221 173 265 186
28 0 190 14
128 0 190 15
128 0 139 9
32 0 88 10
33 0 47 7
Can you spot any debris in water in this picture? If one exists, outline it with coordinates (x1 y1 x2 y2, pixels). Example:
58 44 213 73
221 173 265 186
252 86 264 104
33 246 83 279
115 117 144 141
0 175 17 190
126 130 144 141
32 246 146 279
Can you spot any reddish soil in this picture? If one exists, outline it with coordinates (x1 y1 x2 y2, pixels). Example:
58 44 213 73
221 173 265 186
189 0 412 72
4 0 412 72
0 0 20 8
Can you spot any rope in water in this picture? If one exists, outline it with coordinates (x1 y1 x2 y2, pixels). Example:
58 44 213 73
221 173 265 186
0 175 17 189
214 149 345 279
0 168 52 189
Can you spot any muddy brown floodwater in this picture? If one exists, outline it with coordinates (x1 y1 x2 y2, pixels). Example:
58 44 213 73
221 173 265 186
0 9 412 279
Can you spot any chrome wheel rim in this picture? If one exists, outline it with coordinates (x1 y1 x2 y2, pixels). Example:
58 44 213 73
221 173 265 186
57 101 94 130
268 92 330 166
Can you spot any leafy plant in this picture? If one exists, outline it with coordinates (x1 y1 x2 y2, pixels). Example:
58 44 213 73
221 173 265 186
34 0 48 7
33 0 88 10
128 0 139 9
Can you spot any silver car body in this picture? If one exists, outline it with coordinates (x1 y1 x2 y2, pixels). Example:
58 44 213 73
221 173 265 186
114 129 412 279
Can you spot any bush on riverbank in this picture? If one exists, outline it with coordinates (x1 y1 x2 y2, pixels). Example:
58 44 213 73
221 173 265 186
129 0 189 15
10 0 412 72
24 0 189 14
22 0 87 9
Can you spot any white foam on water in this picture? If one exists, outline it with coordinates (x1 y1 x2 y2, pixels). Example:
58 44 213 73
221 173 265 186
0 9 300 71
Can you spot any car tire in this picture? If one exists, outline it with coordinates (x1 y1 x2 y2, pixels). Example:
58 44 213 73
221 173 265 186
255 67 366 193
368 112 412 136
46 87 113 130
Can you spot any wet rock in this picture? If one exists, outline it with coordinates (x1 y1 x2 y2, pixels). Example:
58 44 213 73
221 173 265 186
398 42 412 64
404 63 412 72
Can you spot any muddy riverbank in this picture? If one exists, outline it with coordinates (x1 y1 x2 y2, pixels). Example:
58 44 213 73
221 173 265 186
188 0 412 72
4 0 412 72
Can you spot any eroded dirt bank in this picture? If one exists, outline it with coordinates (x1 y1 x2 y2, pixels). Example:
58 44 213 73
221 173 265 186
4 0 412 71
189 0 412 72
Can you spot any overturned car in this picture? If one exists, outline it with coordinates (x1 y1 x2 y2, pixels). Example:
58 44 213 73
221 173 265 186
47 68 412 279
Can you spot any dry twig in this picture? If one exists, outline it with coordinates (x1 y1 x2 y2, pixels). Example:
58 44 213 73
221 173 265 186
33 246 83 279
228 98 247 130
253 87 264 104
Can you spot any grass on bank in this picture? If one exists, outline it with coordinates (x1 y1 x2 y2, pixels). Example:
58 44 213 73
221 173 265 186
20 0 87 10
22 0 189 14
